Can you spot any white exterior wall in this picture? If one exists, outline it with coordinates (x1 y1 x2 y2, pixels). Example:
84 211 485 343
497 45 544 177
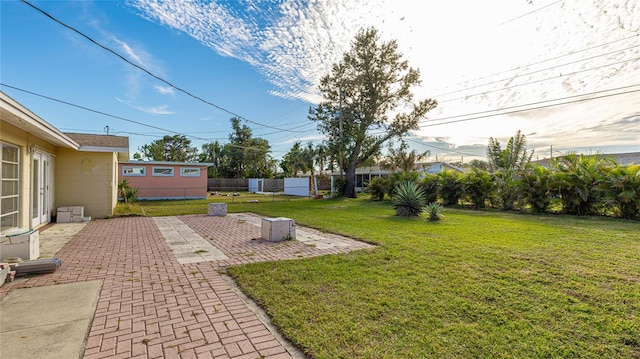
284 178 309 197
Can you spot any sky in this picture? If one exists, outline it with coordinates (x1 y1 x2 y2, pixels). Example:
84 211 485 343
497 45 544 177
1 0 638 165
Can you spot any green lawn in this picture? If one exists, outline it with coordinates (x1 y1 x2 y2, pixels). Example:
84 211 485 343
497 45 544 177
115 196 639 358
224 198 639 359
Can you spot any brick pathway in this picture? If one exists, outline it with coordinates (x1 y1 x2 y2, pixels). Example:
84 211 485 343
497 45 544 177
0 215 373 358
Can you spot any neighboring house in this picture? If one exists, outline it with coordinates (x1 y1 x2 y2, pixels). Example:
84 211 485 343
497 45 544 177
119 161 212 200
532 152 640 168
331 162 465 191
1 91 128 235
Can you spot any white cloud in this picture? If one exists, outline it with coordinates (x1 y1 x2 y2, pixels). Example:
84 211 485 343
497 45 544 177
128 0 639 156
116 97 175 115
155 85 174 95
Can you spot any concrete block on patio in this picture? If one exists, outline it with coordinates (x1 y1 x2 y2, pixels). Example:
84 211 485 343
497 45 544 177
261 217 296 242
208 203 227 216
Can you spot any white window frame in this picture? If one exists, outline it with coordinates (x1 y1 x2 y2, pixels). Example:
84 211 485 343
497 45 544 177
1 142 20 233
122 166 146 176
152 166 174 177
180 167 201 177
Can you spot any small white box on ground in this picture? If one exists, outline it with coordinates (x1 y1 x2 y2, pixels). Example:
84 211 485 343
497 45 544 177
208 203 227 216
0 230 40 261
261 217 296 242
57 206 84 223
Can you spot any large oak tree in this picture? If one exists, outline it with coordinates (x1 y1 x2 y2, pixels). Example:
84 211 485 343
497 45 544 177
309 27 437 197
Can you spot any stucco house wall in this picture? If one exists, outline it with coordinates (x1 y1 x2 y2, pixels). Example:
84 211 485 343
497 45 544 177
55 148 118 219
1 91 128 235
119 161 212 200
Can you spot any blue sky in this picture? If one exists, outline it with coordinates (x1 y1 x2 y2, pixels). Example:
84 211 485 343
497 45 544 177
2 0 638 164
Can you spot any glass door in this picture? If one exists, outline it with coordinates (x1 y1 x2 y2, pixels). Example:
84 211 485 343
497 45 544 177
31 152 50 227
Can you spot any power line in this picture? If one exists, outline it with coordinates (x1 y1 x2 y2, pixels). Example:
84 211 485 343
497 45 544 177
0 83 272 152
498 0 563 26
434 44 639 98
431 34 639 97
421 84 640 125
438 57 639 104
421 88 640 128
1 83 210 140
21 0 307 134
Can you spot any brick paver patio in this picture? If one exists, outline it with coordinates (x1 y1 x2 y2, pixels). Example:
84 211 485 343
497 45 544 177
0 215 373 358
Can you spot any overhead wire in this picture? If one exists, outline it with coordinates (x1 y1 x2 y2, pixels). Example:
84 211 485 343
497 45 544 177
0 83 272 152
434 44 639 98
431 34 639 97
422 88 640 128
421 84 640 125
438 57 639 103
20 0 308 134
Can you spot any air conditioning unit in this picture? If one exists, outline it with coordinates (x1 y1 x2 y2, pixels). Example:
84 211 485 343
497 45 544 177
261 217 296 242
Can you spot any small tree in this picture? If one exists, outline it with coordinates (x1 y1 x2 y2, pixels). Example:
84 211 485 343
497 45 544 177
137 134 198 162
486 130 533 210
219 117 274 178
310 27 437 198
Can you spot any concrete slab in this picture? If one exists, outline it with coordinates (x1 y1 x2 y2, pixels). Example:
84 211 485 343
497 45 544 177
38 222 87 259
0 280 102 359
153 216 229 263
229 213 361 249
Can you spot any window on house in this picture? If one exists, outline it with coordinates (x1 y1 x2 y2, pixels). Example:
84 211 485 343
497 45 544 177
180 167 200 177
122 166 146 176
152 167 174 176
1 143 20 233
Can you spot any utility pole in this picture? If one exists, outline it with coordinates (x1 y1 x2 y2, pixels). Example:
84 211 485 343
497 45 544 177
550 145 553 159
338 88 344 181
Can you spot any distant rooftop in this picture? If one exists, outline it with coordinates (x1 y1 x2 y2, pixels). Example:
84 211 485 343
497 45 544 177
532 152 640 167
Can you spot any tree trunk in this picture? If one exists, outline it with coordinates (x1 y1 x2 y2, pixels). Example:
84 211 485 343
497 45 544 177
344 165 357 198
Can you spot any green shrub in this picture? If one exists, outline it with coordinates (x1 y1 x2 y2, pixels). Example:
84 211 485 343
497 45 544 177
368 176 390 201
518 164 553 213
388 172 420 199
419 174 439 204
551 154 612 216
599 164 640 219
425 202 444 221
392 181 426 217
461 168 494 209
438 170 463 206
492 170 519 210
118 178 138 203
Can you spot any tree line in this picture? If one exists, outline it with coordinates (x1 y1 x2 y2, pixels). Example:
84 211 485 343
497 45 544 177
368 131 639 220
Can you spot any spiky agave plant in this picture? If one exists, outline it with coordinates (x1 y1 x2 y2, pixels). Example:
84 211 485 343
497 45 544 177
393 181 426 216
425 202 444 221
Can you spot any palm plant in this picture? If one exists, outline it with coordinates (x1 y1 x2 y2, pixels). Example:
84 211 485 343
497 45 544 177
486 130 533 210
392 181 426 216
438 170 463 206
517 164 553 213
461 168 494 209
599 164 640 219
551 154 613 215
419 174 439 204
368 176 390 201
118 178 138 204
